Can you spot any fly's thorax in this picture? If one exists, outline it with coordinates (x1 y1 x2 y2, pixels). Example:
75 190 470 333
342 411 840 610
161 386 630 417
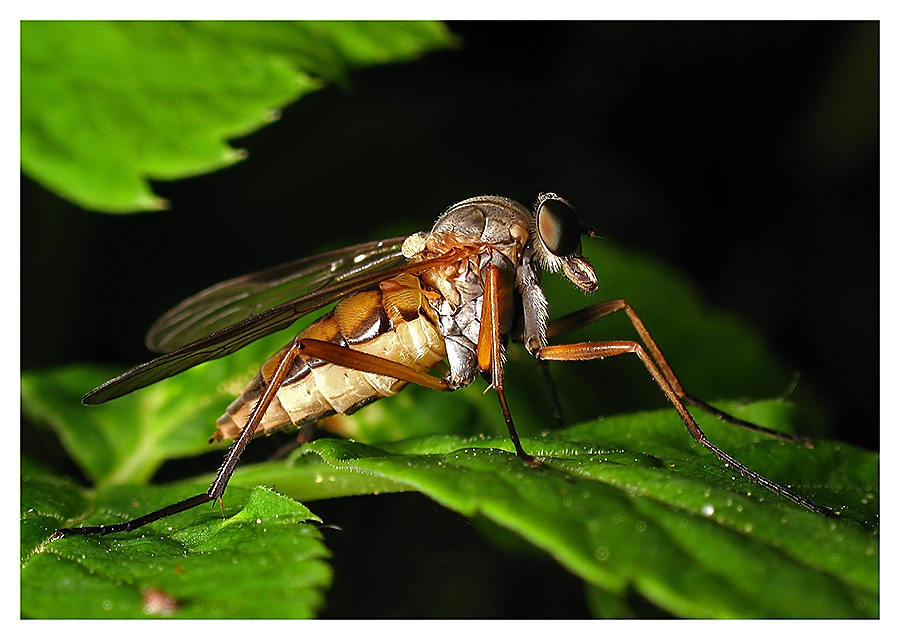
402 195 534 309
403 195 532 267
436 195 531 248
214 273 446 440
399 196 538 391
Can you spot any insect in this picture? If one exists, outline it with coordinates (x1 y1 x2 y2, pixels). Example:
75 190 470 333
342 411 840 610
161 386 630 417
52 192 832 539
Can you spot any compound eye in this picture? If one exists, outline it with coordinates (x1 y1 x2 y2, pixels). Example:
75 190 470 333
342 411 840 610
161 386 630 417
537 196 582 257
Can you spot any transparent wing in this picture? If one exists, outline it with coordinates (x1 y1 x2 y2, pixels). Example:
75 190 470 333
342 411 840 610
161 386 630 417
83 238 416 406
146 237 408 353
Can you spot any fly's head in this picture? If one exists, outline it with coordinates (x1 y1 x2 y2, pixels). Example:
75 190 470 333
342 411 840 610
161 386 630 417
531 193 598 292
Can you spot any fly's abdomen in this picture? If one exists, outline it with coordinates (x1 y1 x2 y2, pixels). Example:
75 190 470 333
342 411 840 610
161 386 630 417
213 273 446 440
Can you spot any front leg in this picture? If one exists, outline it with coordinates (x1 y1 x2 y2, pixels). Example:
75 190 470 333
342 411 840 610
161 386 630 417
478 265 537 464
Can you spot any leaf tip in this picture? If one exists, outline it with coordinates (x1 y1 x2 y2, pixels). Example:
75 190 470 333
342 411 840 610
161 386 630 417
137 194 170 212
226 148 248 163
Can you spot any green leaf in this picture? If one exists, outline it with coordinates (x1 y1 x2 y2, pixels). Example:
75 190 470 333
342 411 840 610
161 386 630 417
290 410 877 619
21 458 330 619
188 399 878 618
20 21 456 212
200 399 879 619
23 398 878 618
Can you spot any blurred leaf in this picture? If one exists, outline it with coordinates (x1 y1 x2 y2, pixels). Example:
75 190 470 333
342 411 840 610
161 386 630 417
23 363 235 486
20 21 456 212
21 321 313 486
21 458 331 619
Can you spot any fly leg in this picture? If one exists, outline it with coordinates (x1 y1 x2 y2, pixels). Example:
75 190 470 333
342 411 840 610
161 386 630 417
52 339 308 539
537 337 834 516
479 265 538 465
538 360 565 429
546 299 812 446
53 337 458 539
292 339 452 392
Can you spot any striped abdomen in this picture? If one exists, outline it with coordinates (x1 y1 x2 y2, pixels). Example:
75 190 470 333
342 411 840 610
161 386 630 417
213 273 446 441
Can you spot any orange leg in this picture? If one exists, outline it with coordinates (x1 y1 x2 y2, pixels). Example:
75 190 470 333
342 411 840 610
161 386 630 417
477 265 537 464
547 299 812 446
537 337 833 515
295 338 450 391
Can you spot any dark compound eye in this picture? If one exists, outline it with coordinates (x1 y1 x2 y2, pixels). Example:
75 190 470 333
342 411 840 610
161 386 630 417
537 196 582 257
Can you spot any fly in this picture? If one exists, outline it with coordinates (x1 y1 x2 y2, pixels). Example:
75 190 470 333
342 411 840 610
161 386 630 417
52 192 834 539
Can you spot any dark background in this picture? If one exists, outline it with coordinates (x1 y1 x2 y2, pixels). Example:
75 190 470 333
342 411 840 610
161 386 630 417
21 22 878 616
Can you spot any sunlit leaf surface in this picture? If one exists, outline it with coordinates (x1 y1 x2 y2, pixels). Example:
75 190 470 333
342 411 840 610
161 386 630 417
20 21 456 212
22 459 330 619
